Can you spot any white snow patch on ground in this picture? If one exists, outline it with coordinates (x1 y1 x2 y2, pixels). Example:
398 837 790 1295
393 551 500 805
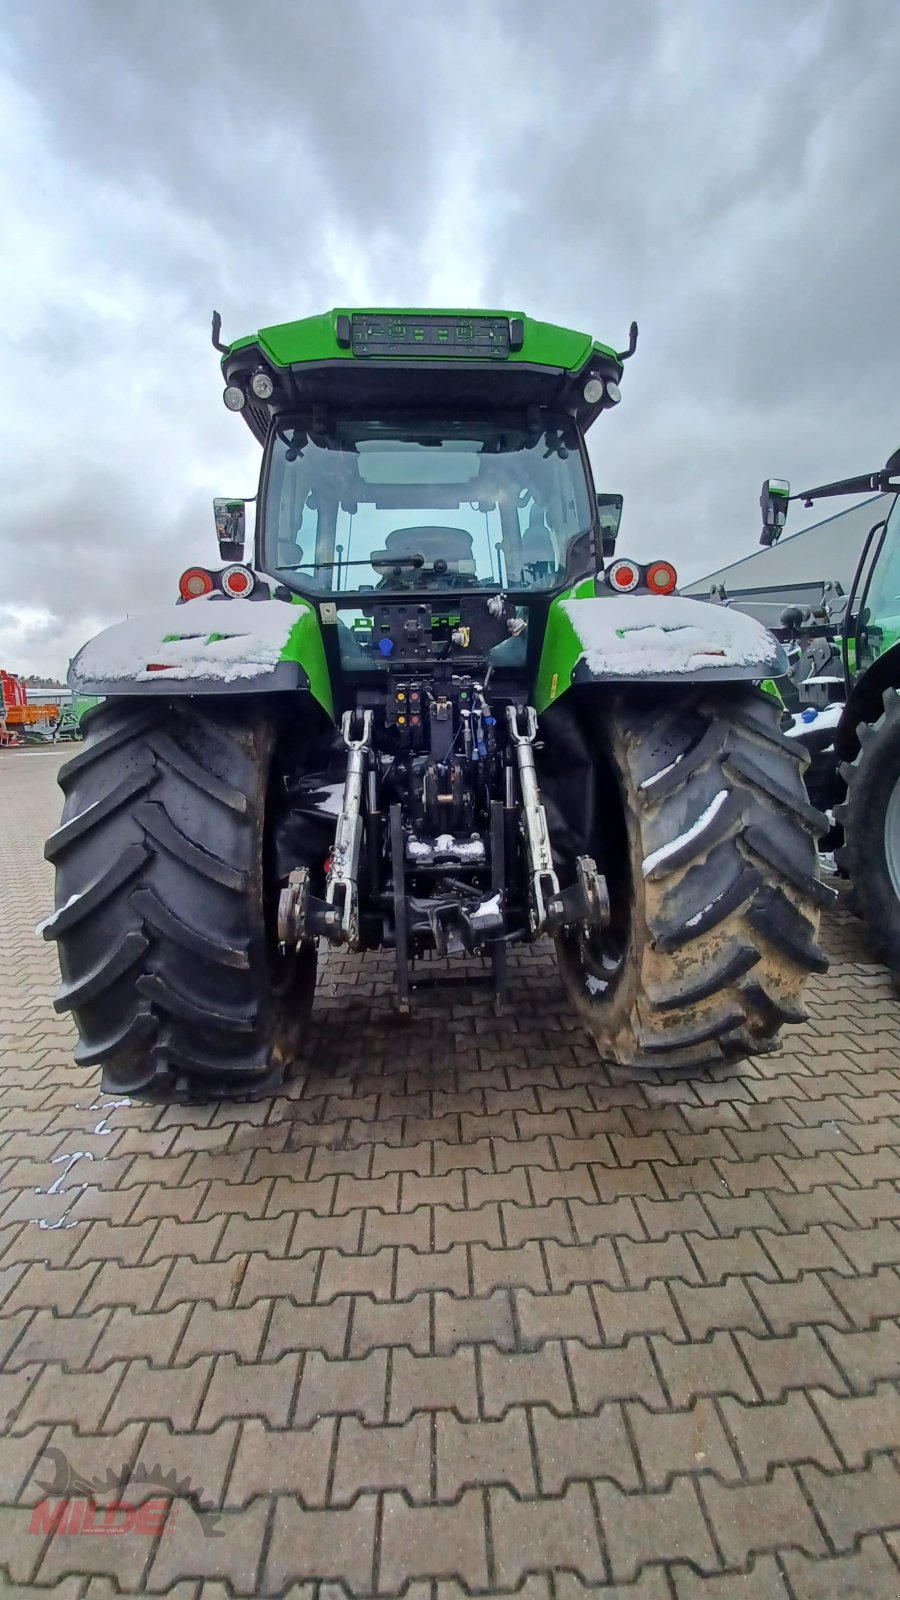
642 790 729 877
46 1151 93 1195
784 703 844 738
470 893 501 922
69 598 302 686
563 596 779 676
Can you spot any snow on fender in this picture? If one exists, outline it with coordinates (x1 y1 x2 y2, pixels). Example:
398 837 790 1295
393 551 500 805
563 595 786 681
68 596 304 692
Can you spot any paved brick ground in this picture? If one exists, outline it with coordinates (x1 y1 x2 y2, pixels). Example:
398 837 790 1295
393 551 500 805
1 745 900 1598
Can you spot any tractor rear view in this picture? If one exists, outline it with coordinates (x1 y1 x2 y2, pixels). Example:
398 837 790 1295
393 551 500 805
42 308 825 1102
755 453 900 975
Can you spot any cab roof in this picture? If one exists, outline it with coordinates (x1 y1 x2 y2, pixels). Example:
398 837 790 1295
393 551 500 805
218 308 630 446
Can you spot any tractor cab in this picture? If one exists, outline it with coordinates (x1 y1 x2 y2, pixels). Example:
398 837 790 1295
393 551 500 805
211 308 635 707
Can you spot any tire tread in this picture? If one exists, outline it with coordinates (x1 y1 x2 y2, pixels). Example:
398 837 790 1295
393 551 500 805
45 699 313 1101
556 685 825 1072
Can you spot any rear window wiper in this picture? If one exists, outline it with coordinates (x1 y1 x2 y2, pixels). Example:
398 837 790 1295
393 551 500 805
278 555 425 572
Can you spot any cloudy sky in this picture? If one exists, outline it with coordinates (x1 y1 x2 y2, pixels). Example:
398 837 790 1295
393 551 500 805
1 0 898 676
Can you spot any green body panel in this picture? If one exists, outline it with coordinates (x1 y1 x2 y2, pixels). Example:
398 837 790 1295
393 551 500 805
851 493 900 682
533 591 785 713
534 588 588 713
281 599 334 718
67 598 336 709
760 678 784 706
229 308 618 373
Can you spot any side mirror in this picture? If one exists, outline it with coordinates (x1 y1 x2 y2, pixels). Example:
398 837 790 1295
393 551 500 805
759 478 790 547
214 498 247 563
595 492 624 560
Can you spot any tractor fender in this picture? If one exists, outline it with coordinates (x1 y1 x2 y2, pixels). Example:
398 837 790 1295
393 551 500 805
67 595 334 717
834 639 900 760
535 592 786 711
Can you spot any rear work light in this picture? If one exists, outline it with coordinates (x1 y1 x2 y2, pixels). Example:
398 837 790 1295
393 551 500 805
250 369 275 400
606 558 641 592
179 568 215 600
645 560 678 594
220 564 255 598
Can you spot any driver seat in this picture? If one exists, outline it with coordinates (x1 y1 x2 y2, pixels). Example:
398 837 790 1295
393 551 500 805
384 526 475 570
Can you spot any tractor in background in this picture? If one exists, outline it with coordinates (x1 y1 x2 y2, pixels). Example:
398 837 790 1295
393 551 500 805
752 449 900 974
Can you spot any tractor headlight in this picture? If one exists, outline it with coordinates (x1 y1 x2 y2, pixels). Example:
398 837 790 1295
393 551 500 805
583 377 605 404
223 385 246 412
250 370 274 401
605 381 621 405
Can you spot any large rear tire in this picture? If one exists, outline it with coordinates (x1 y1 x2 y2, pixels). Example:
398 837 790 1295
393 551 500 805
835 687 900 977
43 699 316 1102
556 686 829 1072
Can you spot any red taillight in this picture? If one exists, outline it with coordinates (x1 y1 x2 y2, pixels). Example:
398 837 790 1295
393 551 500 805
645 560 678 594
220 564 255 598
179 568 215 601
606 558 641 593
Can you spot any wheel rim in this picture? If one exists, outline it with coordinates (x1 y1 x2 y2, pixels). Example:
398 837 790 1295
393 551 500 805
884 774 900 900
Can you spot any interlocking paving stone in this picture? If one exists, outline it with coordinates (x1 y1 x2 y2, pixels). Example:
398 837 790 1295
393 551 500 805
699 1468 828 1563
594 1477 718 1580
532 1406 639 1494
332 1415 430 1504
380 1491 489 1591
491 1483 607 1586
2 747 900 1594
798 1456 900 1548
627 1397 738 1486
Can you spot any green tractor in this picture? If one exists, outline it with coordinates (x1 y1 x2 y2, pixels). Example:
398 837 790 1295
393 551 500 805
42 308 826 1102
758 450 900 973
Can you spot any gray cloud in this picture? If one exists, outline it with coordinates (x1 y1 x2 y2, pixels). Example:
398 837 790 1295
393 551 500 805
1 0 898 674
